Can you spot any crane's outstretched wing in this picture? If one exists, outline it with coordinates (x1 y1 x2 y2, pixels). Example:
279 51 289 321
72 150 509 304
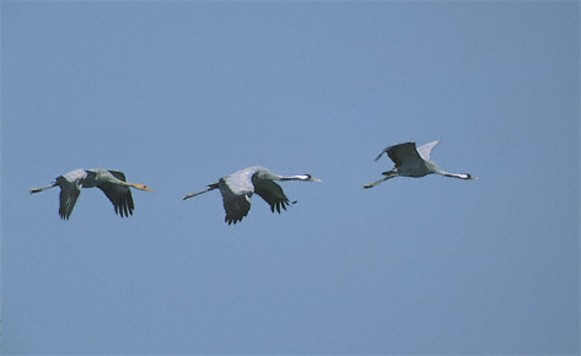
252 176 294 214
218 178 252 225
385 142 423 167
57 176 81 220
416 140 440 162
374 142 419 164
97 171 134 217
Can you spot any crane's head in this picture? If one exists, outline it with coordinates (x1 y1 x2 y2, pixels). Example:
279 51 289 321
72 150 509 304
131 183 154 192
460 173 477 180
302 174 322 182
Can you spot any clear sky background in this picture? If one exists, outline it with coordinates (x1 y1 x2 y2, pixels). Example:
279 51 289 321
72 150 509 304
1 1 579 355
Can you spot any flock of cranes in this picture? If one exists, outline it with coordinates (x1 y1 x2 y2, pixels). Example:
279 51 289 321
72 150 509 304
30 140 475 224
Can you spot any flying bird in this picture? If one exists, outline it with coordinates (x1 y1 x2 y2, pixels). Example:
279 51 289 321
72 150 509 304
363 141 476 189
30 168 153 220
183 165 321 225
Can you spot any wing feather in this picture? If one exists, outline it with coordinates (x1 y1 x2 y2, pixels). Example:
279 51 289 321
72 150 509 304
57 176 81 220
97 172 135 218
219 178 252 225
252 175 292 214
416 141 439 162
386 142 423 166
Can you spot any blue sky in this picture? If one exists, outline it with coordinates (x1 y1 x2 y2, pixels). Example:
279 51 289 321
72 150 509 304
2 1 579 354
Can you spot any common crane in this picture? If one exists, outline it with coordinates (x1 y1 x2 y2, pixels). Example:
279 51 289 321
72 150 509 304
30 168 153 220
363 141 476 189
183 165 321 225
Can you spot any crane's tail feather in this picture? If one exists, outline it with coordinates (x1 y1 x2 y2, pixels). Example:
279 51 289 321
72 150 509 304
30 183 57 194
363 174 395 189
374 150 387 161
182 190 206 200
182 184 219 201
363 178 386 189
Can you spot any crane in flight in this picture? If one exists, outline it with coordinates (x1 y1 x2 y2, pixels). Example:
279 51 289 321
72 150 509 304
30 168 153 220
363 141 476 189
183 165 321 225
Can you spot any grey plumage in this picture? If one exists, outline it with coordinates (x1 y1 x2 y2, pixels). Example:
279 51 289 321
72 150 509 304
30 168 153 220
364 141 476 189
183 165 321 225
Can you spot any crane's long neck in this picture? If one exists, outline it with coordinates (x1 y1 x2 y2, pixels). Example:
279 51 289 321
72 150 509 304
363 170 397 189
107 177 135 188
439 171 474 180
279 175 308 181
279 174 320 182
114 180 152 191
122 182 142 189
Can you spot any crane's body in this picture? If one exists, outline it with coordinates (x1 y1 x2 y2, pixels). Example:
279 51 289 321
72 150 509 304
364 141 475 189
30 168 153 220
183 165 320 225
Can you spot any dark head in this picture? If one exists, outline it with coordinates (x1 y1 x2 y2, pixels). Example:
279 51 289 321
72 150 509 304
302 174 322 182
